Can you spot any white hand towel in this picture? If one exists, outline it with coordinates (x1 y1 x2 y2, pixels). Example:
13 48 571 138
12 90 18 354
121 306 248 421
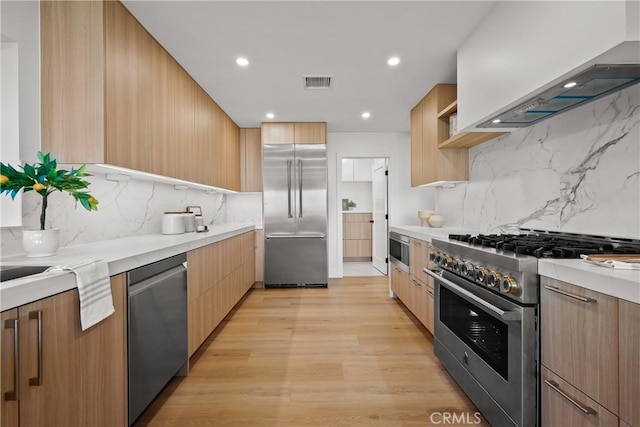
47 259 115 330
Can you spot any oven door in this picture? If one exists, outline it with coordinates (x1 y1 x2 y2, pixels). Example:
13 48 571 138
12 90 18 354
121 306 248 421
426 268 537 427
389 233 410 272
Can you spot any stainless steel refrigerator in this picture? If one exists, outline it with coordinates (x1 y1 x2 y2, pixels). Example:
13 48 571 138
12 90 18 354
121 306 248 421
263 143 328 287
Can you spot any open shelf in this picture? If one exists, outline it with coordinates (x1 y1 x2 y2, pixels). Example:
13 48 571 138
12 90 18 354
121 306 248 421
438 131 507 149
437 99 506 148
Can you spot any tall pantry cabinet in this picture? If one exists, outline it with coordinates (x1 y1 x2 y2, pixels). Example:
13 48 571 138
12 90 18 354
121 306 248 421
41 1 241 191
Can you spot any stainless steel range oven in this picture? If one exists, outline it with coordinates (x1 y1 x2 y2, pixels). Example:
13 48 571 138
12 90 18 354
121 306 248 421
425 231 640 427
425 237 539 427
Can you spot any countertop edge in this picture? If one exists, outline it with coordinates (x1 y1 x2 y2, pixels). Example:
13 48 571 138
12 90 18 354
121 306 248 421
1 224 255 311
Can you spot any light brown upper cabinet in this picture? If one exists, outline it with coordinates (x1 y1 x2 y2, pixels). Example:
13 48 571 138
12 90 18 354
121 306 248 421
262 122 326 144
410 84 503 187
240 128 263 192
41 1 240 191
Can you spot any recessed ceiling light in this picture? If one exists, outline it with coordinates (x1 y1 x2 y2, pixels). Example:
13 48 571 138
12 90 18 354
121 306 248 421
492 119 501 124
563 81 577 88
266 113 275 119
236 57 249 67
362 112 371 119
387 56 400 66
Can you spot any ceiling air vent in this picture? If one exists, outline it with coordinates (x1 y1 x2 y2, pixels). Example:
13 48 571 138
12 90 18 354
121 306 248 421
304 75 332 90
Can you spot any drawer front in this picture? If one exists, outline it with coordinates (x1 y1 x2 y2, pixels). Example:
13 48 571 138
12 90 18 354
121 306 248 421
409 238 431 284
541 277 618 413
542 367 618 427
343 213 372 223
343 221 372 240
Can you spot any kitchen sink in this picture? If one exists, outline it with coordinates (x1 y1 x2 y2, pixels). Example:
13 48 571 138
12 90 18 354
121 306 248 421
0 265 50 282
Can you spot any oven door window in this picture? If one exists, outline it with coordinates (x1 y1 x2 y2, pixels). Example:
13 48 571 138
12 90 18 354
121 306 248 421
440 285 509 380
389 239 402 262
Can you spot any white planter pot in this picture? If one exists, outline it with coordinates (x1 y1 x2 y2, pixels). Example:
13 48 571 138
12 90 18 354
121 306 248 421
22 229 60 257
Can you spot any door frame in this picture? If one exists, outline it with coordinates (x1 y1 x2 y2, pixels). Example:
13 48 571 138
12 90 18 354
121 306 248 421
336 152 389 278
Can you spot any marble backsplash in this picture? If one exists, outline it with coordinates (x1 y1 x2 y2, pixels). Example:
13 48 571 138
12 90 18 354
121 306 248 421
437 85 640 239
0 174 249 256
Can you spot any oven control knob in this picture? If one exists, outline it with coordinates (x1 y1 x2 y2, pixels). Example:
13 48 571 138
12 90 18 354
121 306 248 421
500 276 519 295
434 252 442 264
487 271 502 288
476 267 490 284
461 262 475 278
453 259 463 272
429 251 437 262
443 255 454 268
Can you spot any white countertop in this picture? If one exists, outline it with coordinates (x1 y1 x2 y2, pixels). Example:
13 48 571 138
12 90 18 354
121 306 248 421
0 223 255 311
342 211 372 214
389 225 478 243
390 225 640 304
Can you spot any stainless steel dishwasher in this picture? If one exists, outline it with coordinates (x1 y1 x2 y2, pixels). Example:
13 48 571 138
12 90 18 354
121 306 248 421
127 253 187 425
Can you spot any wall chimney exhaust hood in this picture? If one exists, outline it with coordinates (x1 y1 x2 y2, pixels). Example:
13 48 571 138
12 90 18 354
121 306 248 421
479 64 640 128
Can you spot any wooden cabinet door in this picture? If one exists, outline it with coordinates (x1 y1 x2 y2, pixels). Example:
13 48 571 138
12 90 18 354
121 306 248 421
541 278 619 414
425 281 435 334
410 102 423 187
262 123 294 144
390 265 400 297
41 0 105 164
294 122 326 144
224 115 241 191
542 367 618 427
18 275 127 427
620 300 640 427
1 309 19 427
240 128 263 192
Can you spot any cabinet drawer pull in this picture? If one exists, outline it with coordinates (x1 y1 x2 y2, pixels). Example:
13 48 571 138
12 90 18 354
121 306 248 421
544 380 597 415
29 311 43 386
544 286 597 303
4 319 19 401
412 279 421 286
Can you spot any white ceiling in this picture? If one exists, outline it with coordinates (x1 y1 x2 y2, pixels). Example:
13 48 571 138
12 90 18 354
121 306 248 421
122 1 496 132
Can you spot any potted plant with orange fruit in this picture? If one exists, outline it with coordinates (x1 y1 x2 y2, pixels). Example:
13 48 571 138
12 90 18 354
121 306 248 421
0 152 99 257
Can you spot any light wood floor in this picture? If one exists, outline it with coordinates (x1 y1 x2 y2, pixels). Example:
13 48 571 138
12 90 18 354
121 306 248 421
135 277 486 426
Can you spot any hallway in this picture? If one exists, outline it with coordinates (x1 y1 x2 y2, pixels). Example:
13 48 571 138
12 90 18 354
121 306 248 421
135 277 485 426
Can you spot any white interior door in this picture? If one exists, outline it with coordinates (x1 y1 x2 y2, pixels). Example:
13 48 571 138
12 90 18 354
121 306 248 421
372 160 388 274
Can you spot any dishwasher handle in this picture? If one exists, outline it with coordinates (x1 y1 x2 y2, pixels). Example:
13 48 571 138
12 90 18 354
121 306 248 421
128 265 186 297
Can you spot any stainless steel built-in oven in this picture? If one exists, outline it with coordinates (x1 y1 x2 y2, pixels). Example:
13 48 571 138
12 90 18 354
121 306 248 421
425 268 538 427
389 232 410 272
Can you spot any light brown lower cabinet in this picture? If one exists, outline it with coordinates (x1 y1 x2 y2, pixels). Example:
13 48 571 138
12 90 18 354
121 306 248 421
391 237 435 334
187 231 256 356
542 367 618 427
1 275 127 427
620 300 640 427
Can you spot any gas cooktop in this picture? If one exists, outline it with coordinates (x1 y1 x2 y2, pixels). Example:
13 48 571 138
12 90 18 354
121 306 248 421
447 231 640 259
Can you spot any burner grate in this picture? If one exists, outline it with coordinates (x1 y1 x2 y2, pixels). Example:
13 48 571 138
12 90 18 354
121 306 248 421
448 233 640 259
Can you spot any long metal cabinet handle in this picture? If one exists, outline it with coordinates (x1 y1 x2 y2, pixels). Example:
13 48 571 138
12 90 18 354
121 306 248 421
298 159 303 218
4 319 19 401
543 286 597 303
544 380 597 415
423 268 520 322
29 311 43 386
287 160 293 218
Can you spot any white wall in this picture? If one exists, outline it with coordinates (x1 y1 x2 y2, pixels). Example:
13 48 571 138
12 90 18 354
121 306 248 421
327 132 435 277
342 181 372 212
1 0 41 161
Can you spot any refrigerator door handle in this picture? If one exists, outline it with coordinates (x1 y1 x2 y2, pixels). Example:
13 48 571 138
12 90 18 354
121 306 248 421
266 233 325 239
298 159 303 218
287 160 293 218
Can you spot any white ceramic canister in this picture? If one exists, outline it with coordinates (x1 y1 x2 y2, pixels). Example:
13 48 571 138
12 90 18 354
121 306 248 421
162 212 186 235
183 212 196 232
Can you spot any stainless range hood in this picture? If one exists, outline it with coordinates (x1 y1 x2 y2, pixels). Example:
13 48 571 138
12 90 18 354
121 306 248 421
479 64 640 128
